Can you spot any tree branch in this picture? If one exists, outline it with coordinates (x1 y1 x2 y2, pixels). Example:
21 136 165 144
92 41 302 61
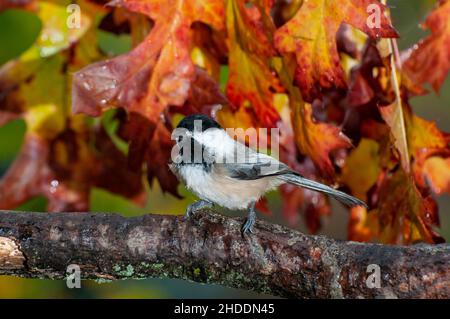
0 210 448 298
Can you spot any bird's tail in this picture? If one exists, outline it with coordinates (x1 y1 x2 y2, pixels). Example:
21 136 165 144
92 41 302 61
279 174 367 208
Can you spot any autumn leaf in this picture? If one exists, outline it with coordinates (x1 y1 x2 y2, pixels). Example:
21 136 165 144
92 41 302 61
274 0 397 102
72 9 194 120
93 125 146 202
190 23 227 80
224 0 283 128
341 138 380 201
117 112 181 197
73 0 224 121
0 133 93 211
403 0 450 93
405 108 446 156
346 40 385 107
378 101 410 172
373 167 444 244
0 123 146 211
108 0 225 30
178 67 230 116
0 1 146 211
274 57 352 177
424 156 450 195
348 206 374 242
404 106 448 191
0 0 35 12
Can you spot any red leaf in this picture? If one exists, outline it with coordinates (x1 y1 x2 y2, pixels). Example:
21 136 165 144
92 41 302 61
275 0 397 102
403 0 450 93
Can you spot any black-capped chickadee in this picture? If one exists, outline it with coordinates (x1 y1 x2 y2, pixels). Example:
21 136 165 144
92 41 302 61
169 114 367 234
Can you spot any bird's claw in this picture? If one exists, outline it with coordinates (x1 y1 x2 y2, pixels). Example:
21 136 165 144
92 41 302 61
183 200 213 221
241 209 256 235
241 219 254 234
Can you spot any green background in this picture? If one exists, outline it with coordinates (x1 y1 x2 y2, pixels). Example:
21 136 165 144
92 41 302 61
0 0 449 298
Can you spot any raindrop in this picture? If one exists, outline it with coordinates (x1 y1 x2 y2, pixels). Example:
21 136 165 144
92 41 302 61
49 180 59 194
50 32 64 44
108 80 117 90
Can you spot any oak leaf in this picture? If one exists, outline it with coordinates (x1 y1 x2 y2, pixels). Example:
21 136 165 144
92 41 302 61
73 0 224 121
225 0 283 128
403 0 450 93
274 57 352 177
274 0 397 102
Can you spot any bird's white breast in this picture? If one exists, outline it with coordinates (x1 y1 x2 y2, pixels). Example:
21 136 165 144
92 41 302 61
178 164 277 210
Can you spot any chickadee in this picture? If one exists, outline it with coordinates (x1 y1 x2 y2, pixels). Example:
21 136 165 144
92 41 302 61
169 114 367 234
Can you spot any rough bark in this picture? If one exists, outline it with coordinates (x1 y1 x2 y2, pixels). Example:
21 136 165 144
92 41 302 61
0 210 448 298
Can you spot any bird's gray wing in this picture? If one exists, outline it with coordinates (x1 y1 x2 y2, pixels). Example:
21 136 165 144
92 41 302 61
218 153 293 180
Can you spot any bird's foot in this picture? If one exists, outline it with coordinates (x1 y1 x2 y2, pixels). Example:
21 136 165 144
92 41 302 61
184 200 213 221
241 209 256 234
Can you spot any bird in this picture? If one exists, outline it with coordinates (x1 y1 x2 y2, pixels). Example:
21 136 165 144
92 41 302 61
169 114 367 234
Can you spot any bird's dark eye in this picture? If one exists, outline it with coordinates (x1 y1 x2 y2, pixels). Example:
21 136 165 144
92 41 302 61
177 136 183 143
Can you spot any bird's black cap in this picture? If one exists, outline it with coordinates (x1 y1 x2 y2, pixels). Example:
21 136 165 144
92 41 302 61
176 114 222 132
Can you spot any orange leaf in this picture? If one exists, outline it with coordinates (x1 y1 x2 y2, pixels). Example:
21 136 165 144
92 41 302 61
108 0 225 31
406 109 446 156
341 138 380 201
404 105 447 191
274 57 352 176
403 0 450 93
296 103 352 176
225 0 283 128
348 206 374 242
274 0 397 102
73 0 224 122
424 156 450 195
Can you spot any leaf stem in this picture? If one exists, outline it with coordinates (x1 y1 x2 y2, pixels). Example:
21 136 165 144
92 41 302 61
382 0 410 172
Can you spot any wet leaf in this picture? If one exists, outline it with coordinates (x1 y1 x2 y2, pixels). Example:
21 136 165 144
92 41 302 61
73 0 224 120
